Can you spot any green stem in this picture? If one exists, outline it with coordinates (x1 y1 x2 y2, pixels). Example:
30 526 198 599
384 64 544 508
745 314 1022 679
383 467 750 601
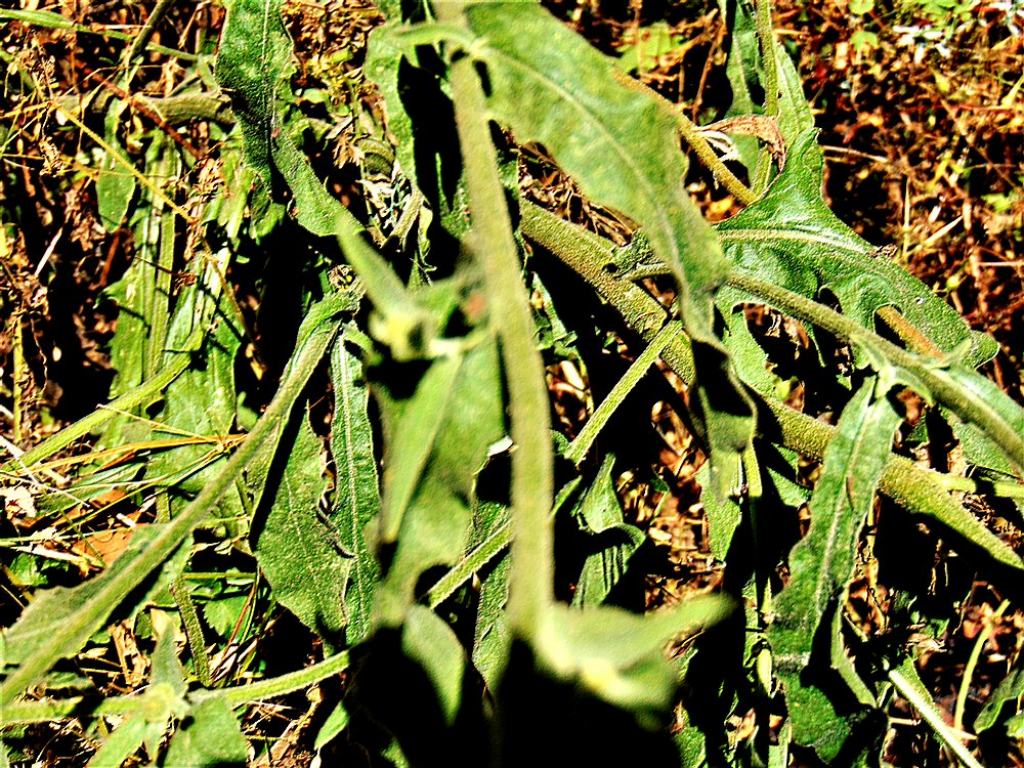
1 694 138 726
2 351 192 475
755 0 780 118
753 0 780 195
890 659 987 768
725 270 1024 473
878 305 944 359
438 2 555 635
933 474 1024 501
582 229 1024 477
616 67 758 205
676 112 758 206
955 599 1010 733
2 651 352 724
170 575 213 688
126 0 179 63
565 321 681 465
520 202 1023 572
204 651 351 708
426 520 511 609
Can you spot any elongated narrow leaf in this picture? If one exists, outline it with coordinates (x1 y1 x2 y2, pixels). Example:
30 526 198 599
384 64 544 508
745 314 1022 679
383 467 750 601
472 553 511 690
718 132 995 365
96 99 135 231
769 381 901 761
977 661 1024 732
98 136 180 448
937 369 1024 479
714 0 763 173
698 461 743 561
329 330 382 645
87 715 148 768
374 340 506 620
379 355 462 542
214 0 287 189
402 606 466 726
253 414 348 642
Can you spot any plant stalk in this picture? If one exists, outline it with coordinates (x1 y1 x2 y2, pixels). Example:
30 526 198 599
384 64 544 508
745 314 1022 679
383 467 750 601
520 201 1023 571
753 0 780 194
565 320 681 465
676 112 758 206
725 270 1024 473
436 2 555 635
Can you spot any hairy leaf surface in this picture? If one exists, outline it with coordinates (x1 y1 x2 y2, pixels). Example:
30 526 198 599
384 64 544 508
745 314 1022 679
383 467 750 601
374 340 505 620
253 414 348 642
769 381 900 760
329 330 382 645
718 132 995 364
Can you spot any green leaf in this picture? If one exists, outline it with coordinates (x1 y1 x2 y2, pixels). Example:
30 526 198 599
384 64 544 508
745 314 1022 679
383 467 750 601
773 40 817 150
715 0 763 173
616 22 682 74
88 618 188 767
329 330 382 645
780 684 851 762
162 697 249 768
146 309 243 517
214 0 290 190
96 99 136 231
374 340 506 620
769 380 900 760
1 525 166 670
218 0 424 331
402 606 466 725
849 0 875 14
571 456 646 607
851 29 879 52
87 715 148 768
314 701 350 752
364 27 419 187
98 136 181 448
472 553 511 690
977 661 1024 732
538 596 734 717
940 371 1024 480
465 495 512 688
460 3 725 321
831 608 876 708
378 354 462 543
718 131 995 366
698 461 742 561
150 612 187 699
201 595 249 639
253 413 348 642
